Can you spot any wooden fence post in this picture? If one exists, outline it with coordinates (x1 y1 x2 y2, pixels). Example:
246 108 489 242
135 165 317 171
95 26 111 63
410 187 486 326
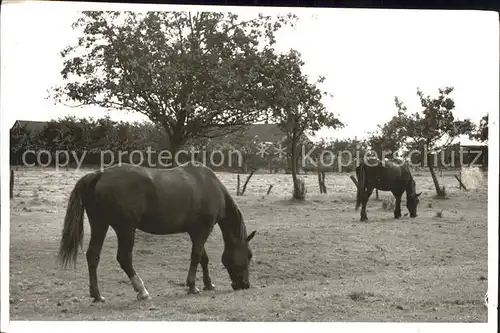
236 174 241 196
454 174 468 191
266 185 273 196
317 172 327 194
320 172 327 194
10 169 14 199
240 169 256 196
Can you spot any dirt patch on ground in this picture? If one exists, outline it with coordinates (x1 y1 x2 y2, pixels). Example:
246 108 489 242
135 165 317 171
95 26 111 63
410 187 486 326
9 167 488 321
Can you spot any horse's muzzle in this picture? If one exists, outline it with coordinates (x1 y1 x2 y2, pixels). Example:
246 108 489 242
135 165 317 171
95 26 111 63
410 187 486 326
232 282 250 291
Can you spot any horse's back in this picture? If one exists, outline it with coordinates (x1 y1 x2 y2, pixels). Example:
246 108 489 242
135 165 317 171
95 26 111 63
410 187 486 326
87 164 158 221
152 163 229 231
358 159 413 191
87 163 228 234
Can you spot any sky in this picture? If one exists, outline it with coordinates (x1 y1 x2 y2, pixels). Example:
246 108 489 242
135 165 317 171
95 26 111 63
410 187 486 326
1 1 499 144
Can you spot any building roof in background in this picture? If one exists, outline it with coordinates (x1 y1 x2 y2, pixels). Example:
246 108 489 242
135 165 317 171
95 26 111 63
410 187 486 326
242 123 287 143
12 120 49 132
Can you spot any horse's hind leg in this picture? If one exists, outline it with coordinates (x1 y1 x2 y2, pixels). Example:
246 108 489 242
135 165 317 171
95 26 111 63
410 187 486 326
394 194 402 219
113 225 151 301
201 247 215 291
86 219 109 302
360 187 374 222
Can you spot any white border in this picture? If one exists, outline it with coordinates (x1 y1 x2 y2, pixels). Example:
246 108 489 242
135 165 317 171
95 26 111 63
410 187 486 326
486 32 500 329
1 1 499 333
3 322 495 333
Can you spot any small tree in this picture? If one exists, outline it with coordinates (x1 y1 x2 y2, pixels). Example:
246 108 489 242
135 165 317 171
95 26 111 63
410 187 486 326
394 87 475 197
470 114 488 143
56 116 93 154
366 117 402 161
266 49 343 199
329 138 365 172
10 124 44 165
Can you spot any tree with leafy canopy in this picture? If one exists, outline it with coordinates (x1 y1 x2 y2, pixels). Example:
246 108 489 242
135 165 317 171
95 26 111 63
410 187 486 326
218 131 265 172
366 116 403 162
265 49 344 199
10 124 44 165
50 11 297 165
470 114 488 143
184 131 263 171
324 138 365 172
393 87 476 197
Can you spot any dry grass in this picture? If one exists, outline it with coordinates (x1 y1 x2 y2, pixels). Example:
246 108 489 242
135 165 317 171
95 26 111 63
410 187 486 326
9 167 488 322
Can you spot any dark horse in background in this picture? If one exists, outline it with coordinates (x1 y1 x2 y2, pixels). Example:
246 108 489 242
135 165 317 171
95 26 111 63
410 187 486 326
355 158 421 222
58 162 256 302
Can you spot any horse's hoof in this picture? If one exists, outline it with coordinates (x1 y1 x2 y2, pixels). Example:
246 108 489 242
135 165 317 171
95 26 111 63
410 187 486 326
137 292 151 301
203 284 215 291
188 286 200 295
92 296 105 303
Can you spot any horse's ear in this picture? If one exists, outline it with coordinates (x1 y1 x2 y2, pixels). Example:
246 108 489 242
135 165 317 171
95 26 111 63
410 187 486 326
247 230 256 242
416 192 422 197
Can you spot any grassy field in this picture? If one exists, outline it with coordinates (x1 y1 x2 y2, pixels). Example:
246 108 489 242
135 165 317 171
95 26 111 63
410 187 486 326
9 167 488 321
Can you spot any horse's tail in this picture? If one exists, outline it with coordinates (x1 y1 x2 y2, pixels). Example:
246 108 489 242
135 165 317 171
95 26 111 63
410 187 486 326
58 171 102 269
355 162 366 211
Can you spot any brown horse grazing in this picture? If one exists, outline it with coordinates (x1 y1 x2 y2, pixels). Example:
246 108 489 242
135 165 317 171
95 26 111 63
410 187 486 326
355 159 421 222
58 162 256 302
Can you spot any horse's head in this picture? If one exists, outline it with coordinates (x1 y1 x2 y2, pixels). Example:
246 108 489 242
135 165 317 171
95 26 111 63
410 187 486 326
407 191 422 218
222 230 256 291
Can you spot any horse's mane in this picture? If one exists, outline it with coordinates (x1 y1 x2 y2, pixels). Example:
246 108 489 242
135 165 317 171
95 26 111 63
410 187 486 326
220 183 247 245
236 208 247 245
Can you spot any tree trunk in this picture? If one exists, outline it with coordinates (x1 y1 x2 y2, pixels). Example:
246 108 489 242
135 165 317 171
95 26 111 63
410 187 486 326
286 151 292 174
428 153 445 196
168 138 183 168
169 146 180 167
163 124 184 168
317 172 323 193
290 139 301 198
295 149 301 174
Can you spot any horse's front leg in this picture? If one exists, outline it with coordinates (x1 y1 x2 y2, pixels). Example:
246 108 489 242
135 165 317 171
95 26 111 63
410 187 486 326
114 225 151 301
186 231 210 294
200 247 215 291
